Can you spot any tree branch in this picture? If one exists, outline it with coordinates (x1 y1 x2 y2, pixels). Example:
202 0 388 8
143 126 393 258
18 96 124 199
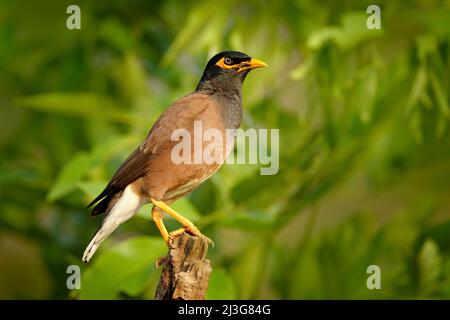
155 233 211 300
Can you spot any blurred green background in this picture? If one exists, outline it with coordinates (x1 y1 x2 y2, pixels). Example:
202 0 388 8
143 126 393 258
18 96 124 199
1 0 450 299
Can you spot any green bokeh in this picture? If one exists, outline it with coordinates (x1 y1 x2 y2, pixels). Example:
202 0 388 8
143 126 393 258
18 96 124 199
1 0 450 299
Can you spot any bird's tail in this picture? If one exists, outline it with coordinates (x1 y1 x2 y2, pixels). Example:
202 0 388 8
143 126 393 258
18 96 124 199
82 184 145 263
82 231 104 263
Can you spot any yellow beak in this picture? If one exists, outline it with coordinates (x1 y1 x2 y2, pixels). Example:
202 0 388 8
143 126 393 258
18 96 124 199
238 58 268 73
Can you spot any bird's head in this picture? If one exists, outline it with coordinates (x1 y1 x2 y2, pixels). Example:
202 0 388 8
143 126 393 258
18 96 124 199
196 51 267 91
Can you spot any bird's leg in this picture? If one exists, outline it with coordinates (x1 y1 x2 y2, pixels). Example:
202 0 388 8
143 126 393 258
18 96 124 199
151 206 169 243
151 198 214 246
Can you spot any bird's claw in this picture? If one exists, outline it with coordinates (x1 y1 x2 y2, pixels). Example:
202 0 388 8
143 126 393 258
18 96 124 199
201 234 215 248
185 225 215 248
166 226 214 248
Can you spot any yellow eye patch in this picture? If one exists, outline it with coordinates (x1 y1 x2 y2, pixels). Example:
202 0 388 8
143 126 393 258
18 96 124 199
215 57 239 70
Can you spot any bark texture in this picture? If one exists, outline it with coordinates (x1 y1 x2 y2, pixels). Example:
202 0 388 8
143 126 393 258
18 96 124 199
155 233 211 300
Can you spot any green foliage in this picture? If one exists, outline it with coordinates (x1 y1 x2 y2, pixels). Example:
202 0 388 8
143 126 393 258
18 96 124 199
16 93 134 124
206 268 237 300
417 239 441 294
47 152 94 202
1 0 450 299
79 236 166 299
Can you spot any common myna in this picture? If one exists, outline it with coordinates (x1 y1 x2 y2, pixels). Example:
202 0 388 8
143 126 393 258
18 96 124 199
82 51 267 263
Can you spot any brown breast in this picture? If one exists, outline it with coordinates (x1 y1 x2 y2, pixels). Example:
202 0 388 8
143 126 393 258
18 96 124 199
141 93 234 201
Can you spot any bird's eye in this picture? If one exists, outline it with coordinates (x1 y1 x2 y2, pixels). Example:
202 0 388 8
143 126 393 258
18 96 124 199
224 57 233 65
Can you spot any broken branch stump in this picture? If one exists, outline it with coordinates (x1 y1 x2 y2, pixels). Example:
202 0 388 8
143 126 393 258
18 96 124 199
155 233 212 300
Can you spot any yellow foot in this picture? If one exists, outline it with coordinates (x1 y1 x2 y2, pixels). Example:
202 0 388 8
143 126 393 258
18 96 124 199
151 198 214 248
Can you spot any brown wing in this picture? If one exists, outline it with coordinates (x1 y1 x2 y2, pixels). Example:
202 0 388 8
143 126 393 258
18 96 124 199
87 92 211 215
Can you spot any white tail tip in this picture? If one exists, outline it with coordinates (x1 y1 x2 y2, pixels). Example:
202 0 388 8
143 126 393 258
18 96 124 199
82 238 99 263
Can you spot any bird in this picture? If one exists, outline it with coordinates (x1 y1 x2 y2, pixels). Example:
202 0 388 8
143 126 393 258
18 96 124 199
82 51 267 263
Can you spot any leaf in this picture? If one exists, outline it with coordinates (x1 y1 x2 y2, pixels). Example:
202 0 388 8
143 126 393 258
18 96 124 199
79 236 166 299
47 152 94 202
307 28 340 50
99 19 134 52
77 181 108 199
206 268 237 300
112 53 150 103
307 13 382 50
406 66 427 113
16 92 135 123
160 5 212 66
416 34 438 63
417 239 441 293
62 135 140 202
290 247 323 299
429 71 449 119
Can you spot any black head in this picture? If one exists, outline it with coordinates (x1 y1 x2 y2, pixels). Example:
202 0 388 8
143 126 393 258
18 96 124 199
196 51 267 91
